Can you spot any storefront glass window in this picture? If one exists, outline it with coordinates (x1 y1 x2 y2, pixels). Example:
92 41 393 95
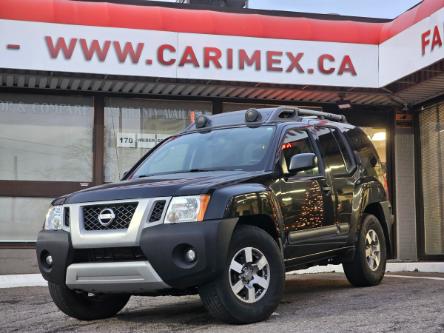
0 94 94 182
419 104 444 255
0 197 53 241
104 98 212 182
223 102 276 112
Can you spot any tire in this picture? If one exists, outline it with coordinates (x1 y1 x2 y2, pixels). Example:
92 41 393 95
48 282 130 320
343 214 387 287
199 225 284 324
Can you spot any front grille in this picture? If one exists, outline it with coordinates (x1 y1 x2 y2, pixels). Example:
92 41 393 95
149 200 166 222
64 207 70 227
82 203 138 231
72 247 146 263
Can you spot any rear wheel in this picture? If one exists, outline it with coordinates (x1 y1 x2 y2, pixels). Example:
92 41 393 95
199 225 284 324
48 282 130 320
343 214 387 287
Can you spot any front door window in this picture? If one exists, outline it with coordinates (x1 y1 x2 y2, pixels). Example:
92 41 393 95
277 129 327 232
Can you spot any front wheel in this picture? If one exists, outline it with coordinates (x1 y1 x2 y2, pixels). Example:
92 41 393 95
48 282 130 320
343 214 387 287
199 225 284 324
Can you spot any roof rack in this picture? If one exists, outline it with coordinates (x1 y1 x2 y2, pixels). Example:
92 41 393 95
268 106 347 123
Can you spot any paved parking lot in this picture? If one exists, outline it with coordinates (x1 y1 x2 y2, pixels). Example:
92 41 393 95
1 273 443 333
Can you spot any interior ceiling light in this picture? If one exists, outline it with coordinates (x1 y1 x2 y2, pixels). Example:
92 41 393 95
336 98 352 110
371 132 386 141
336 93 351 110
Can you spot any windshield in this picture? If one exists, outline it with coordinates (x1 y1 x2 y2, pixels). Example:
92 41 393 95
131 126 275 178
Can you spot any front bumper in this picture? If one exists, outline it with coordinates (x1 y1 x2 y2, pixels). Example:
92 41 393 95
36 218 237 292
139 218 237 289
66 261 169 293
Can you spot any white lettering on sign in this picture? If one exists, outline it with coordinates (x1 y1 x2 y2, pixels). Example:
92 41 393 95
117 133 136 148
0 20 378 88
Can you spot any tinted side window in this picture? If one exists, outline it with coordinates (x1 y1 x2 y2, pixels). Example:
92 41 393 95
281 129 318 176
344 127 384 180
316 127 349 175
331 128 354 172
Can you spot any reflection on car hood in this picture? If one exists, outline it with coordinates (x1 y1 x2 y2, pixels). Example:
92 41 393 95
64 171 270 204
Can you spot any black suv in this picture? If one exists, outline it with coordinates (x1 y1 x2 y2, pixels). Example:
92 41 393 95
37 107 393 324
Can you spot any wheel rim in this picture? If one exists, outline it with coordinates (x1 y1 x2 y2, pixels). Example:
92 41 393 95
365 229 381 271
228 246 270 304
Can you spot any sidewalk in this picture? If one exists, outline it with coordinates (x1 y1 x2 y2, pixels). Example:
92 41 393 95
1 262 443 289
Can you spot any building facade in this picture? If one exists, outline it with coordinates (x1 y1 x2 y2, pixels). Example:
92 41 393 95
1 0 444 272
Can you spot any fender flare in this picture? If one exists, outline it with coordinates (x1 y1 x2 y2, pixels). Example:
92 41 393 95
352 180 393 257
205 184 285 242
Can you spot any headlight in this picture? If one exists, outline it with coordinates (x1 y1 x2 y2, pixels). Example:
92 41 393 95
164 195 210 224
44 205 64 230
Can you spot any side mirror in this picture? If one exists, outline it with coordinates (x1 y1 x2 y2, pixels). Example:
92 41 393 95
288 153 317 174
121 171 129 180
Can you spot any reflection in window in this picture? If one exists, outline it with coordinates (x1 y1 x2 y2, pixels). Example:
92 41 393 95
0 197 53 241
132 126 275 178
316 127 349 175
344 127 386 185
281 129 318 176
104 98 212 182
0 94 93 181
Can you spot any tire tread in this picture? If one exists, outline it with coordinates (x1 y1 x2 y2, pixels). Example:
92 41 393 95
199 225 284 324
48 282 129 321
343 213 386 287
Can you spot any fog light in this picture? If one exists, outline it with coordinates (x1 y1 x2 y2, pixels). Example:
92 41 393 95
45 255 53 267
185 249 196 263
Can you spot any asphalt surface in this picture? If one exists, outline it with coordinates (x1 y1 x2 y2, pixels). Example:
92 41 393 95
1 273 443 333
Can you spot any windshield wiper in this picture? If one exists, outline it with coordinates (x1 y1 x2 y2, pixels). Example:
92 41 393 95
136 168 240 178
188 168 243 172
136 171 188 178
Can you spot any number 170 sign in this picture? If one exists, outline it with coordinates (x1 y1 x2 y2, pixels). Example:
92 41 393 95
117 133 137 148
117 133 170 149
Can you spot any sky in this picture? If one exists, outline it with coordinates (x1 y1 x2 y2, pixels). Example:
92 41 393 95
156 0 422 19
247 0 421 19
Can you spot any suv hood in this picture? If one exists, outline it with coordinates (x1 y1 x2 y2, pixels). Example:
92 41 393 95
64 171 270 204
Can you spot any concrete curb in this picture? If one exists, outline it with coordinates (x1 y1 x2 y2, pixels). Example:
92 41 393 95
0 262 443 289
0 274 46 289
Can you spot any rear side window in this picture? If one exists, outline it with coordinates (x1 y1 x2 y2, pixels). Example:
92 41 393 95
316 127 354 175
331 129 355 172
343 127 384 180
